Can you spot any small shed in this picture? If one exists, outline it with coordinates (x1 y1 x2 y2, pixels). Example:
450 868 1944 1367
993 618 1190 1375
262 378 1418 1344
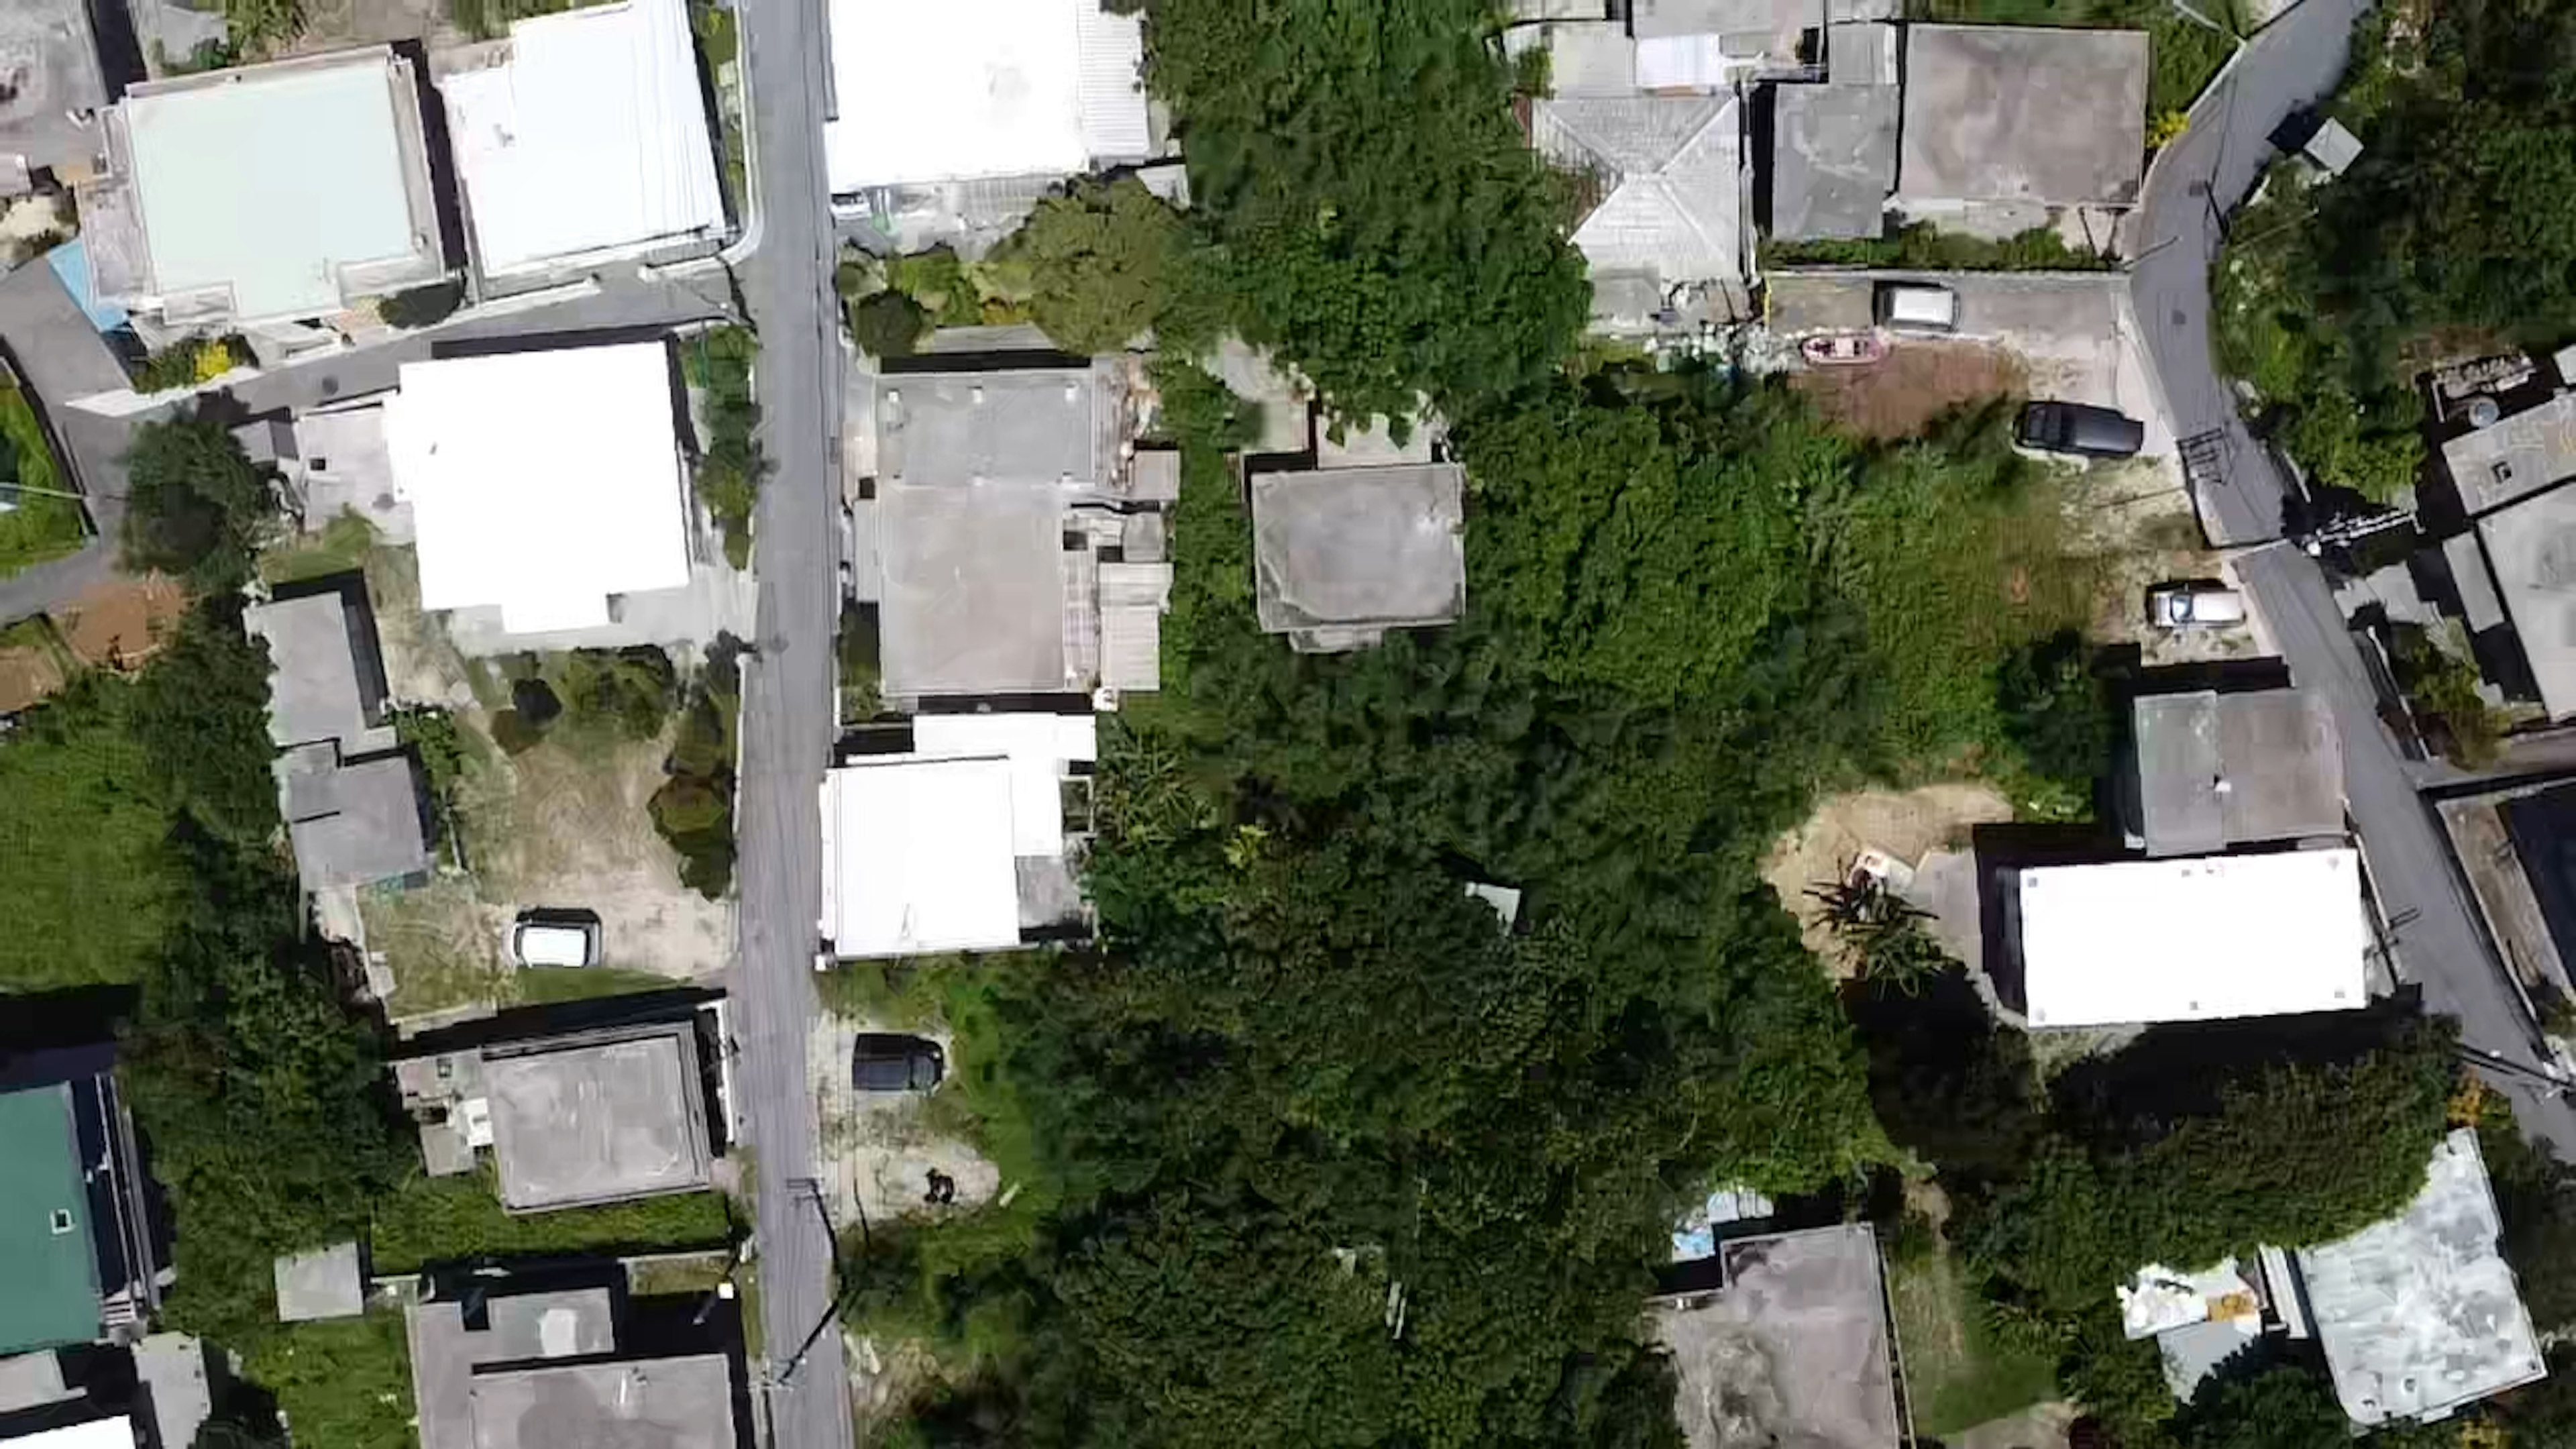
273 1241 365 1322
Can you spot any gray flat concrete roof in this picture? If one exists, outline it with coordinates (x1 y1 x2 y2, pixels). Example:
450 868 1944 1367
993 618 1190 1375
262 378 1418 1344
280 749 431 892
1898 25 2149 205
1250 464 1466 643
2477 482 2576 722
1656 1224 1899 1449
484 1289 616 1362
1631 0 1818 39
468 1354 735 1449
1770 84 1898 241
2300 1129 2545 1426
875 480 1071 698
482 1025 714 1212
2133 688 2343 856
272 1241 364 1322
877 366 1117 489
0 0 106 175
133 1333 213 1449
2443 392 2576 517
246 592 393 754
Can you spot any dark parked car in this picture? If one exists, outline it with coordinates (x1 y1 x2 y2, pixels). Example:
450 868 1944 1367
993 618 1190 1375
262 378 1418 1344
2016 400 2145 458
852 1034 945 1091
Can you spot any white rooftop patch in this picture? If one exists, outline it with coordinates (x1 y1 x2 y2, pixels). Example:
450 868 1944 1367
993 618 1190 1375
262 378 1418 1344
820 714 1097 958
438 0 727 279
823 0 1150 194
821 755 1023 957
384 341 694 635
2015 849 2368 1028
2300 1128 2545 1427
106 50 444 322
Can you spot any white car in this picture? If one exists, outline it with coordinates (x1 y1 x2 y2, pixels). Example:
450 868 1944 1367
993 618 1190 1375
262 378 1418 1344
511 915 600 968
2147 582 2247 629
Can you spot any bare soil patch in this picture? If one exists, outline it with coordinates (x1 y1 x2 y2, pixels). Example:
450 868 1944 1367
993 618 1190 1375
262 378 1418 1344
808 1012 1000 1230
1792 341 2028 440
2054 460 2261 667
1762 784 2015 974
56 573 187 669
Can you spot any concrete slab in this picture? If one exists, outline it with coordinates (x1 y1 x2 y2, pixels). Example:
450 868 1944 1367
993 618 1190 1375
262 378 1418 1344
484 1289 616 1362
1250 464 1465 647
272 1242 365 1322
875 480 1069 698
133 1334 213 1449
2476 482 2576 720
0 1350 77 1413
877 365 1120 489
1656 1224 1899 1449
1897 25 2149 206
481 1025 714 1212
0 0 107 176
1770 84 1898 241
466 1354 735 1449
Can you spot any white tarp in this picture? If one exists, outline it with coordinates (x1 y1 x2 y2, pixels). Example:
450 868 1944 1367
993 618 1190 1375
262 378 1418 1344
439 0 725 277
823 0 1149 193
384 342 694 635
2017 849 2369 1028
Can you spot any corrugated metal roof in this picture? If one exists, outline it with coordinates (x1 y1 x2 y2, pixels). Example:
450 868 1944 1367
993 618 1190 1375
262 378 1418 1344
1074 1 1151 162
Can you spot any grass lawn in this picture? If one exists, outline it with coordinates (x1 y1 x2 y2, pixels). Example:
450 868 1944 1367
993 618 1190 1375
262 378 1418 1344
260 510 379 586
0 382 91 580
241 1311 415 1449
628 1249 735 1297
0 676 181 990
517 965 692 1005
1889 1244 2059 1436
370 1167 737 1273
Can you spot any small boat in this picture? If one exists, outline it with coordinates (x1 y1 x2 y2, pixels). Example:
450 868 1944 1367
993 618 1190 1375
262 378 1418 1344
1801 331 1887 366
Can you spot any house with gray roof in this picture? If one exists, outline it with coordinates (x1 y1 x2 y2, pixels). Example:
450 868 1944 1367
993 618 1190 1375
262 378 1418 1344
407 1275 738 1449
1532 94 1748 297
244 581 431 893
1896 25 2149 209
1251 462 1466 653
1769 84 1898 241
2130 686 2344 857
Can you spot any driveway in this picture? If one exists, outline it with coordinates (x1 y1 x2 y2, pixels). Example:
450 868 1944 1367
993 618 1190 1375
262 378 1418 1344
2127 0 2576 1147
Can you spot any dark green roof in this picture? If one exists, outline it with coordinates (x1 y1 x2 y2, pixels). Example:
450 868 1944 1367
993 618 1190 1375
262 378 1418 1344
0 1083 101 1354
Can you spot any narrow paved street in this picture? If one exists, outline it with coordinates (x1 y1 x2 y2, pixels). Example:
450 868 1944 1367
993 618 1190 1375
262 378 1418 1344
727 0 853 1440
2129 0 2576 1146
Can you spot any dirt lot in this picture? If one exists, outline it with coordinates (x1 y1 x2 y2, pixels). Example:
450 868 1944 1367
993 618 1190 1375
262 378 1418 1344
808 1012 1000 1229
1792 341 2028 440
2053 460 2267 667
58 573 189 669
344 545 734 1028
1763 784 2014 975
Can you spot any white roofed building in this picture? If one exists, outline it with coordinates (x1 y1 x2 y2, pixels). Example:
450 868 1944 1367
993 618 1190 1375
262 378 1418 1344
2012 849 2369 1028
823 0 1152 198
79 49 448 327
384 341 695 638
436 0 728 282
820 713 1097 958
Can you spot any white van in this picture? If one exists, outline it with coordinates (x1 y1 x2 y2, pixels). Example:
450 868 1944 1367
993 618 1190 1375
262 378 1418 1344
1876 283 1960 333
511 916 600 968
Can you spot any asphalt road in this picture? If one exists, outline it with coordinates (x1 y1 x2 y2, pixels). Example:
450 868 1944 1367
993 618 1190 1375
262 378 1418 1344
2130 0 2576 1146
723 0 855 1438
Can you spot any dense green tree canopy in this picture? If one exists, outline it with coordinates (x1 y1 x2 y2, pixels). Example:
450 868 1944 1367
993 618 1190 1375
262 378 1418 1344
121 411 274 591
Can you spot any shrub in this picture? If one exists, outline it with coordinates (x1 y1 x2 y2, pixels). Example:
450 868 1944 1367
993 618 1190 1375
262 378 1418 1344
509 677 562 729
122 410 275 592
560 647 674 740
847 290 929 359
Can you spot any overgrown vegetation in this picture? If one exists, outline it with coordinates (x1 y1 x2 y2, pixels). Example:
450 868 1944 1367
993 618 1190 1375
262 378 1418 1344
1764 222 2116 273
837 246 1032 355
235 1313 414 1449
648 645 743 899
369 1169 735 1274
0 380 89 578
684 325 764 568
132 335 247 394
2214 0 2576 506
2388 623 2504 767
121 409 275 592
989 178 1225 354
